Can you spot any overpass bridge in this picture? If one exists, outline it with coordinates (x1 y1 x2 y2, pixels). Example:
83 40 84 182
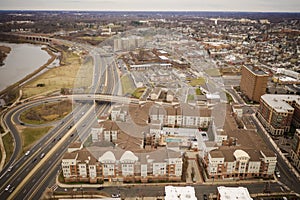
70 94 180 106
71 94 144 105
24 35 52 43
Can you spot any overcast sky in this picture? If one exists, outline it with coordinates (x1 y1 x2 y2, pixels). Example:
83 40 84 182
1 0 300 12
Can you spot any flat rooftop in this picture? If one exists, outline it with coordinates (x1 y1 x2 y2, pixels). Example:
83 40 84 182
261 94 300 113
165 186 197 200
218 186 253 200
244 65 268 76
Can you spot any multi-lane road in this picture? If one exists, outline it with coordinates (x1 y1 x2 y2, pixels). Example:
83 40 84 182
0 44 119 199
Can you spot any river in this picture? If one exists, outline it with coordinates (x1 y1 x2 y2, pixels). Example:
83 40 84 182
0 42 51 92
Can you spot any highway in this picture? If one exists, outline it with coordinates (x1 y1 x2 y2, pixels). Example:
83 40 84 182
0 43 119 199
0 101 90 199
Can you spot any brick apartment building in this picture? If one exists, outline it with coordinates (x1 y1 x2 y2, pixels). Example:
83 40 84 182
111 102 212 128
257 94 300 135
240 65 269 102
61 145 183 183
205 148 276 180
291 129 300 171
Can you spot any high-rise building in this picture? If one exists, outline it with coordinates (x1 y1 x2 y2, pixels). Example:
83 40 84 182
240 65 269 102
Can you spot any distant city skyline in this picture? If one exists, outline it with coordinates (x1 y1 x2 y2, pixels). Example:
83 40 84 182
1 0 300 12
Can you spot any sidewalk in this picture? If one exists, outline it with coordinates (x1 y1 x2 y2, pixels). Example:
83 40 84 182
252 113 300 180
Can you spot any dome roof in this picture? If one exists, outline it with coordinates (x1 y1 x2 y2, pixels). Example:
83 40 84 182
120 151 138 162
233 149 250 159
99 151 116 162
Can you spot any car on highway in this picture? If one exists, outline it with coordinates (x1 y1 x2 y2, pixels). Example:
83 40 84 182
112 193 120 198
5 184 11 191
275 171 280 178
7 166 13 172
25 150 30 156
40 153 45 158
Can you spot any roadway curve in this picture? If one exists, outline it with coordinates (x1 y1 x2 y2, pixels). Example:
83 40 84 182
0 47 119 199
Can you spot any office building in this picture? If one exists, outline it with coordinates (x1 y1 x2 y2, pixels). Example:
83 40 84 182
240 65 268 102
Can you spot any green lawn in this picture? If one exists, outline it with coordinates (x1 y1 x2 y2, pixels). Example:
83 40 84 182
188 77 206 87
21 127 52 151
132 87 146 99
187 94 195 101
195 88 203 95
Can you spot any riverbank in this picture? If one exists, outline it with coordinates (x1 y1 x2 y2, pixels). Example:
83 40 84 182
0 45 11 66
0 44 57 101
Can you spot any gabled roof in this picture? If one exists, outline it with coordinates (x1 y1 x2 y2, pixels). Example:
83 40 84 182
120 151 138 162
99 151 116 162
233 149 250 160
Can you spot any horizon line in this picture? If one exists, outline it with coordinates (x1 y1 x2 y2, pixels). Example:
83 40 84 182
0 9 299 14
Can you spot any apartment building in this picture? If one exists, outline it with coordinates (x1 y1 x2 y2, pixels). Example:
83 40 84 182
110 103 212 129
91 121 119 142
291 129 300 171
240 65 269 102
61 145 183 183
257 94 300 135
205 147 276 180
149 104 212 128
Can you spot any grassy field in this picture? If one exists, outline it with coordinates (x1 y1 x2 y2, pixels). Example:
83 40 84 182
132 87 146 99
22 49 90 98
195 88 203 95
20 100 72 125
187 94 195 101
2 133 14 164
121 74 136 95
188 77 206 87
73 56 94 93
204 68 222 77
21 127 52 152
